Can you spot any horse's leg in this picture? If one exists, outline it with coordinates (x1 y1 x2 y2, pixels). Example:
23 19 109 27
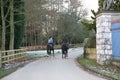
47 48 49 55
66 49 68 57
63 50 66 58
62 54 63 58
47 49 51 55
62 49 64 58
47 45 50 55
53 49 54 57
64 51 67 58
66 53 68 57
49 49 51 55
48 46 51 55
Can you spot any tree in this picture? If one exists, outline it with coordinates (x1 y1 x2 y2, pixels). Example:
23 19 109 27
0 0 6 50
81 9 97 55
23 0 88 46
14 0 25 49
81 10 97 32
98 0 120 12
9 0 14 50
112 0 120 11
55 0 88 44
57 12 88 43
0 0 25 50
24 0 48 46
0 0 9 50
8 0 25 49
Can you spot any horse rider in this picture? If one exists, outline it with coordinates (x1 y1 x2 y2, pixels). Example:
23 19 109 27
48 36 54 47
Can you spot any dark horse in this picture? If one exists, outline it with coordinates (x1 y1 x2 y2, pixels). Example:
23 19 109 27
47 44 54 56
61 43 68 58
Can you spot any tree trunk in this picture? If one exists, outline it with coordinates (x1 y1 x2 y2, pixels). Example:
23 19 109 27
9 0 14 50
1 0 6 51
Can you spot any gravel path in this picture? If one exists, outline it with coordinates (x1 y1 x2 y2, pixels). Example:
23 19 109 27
1 48 107 80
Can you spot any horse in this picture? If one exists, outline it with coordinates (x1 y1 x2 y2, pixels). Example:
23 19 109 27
61 43 69 58
47 44 54 56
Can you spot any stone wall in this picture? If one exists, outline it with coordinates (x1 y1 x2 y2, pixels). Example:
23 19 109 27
112 60 120 67
85 48 96 60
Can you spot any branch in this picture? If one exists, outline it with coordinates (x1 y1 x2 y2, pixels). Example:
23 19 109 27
5 19 25 25
14 20 25 24
5 5 10 19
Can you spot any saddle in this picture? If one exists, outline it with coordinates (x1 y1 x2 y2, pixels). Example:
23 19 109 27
62 43 69 50
47 43 53 49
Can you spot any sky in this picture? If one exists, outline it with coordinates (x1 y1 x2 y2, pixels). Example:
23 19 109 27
63 0 99 19
83 0 99 18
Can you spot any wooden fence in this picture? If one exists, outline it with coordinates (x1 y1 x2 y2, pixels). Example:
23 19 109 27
0 49 26 68
21 45 61 51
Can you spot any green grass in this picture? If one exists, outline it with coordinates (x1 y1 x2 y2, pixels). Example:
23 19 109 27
78 55 100 66
78 55 120 80
0 68 16 78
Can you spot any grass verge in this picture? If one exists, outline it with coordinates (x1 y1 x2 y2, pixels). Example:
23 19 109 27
78 55 120 80
0 68 16 79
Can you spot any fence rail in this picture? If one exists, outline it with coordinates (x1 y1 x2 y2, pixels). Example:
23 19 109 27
0 49 26 68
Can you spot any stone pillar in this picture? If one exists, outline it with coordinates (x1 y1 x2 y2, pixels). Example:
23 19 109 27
96 12 120 65
96 12 112 65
